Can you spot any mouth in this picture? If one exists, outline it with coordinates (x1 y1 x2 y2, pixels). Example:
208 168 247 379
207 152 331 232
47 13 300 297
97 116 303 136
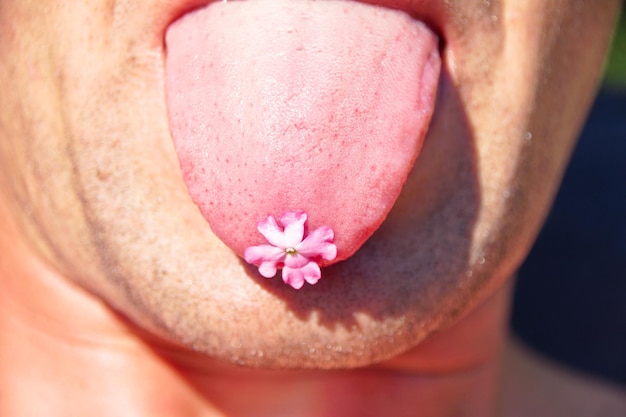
162 0 443 286
159 0 448 36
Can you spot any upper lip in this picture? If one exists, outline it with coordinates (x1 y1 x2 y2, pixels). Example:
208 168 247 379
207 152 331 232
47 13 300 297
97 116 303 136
358 0 447 35
157 0 447 43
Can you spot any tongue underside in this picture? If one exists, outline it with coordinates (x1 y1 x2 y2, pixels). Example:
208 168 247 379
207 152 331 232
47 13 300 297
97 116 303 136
165 0 440 264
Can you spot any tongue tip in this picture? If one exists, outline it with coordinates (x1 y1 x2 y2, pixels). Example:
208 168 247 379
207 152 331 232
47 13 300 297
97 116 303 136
195 203 372 263
194 186 400 266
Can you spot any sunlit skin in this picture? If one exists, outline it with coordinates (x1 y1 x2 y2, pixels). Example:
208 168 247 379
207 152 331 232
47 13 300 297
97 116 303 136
0 0 624 416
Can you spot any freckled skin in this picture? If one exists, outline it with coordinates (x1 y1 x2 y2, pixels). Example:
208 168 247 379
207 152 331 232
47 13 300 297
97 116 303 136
0 0 621 373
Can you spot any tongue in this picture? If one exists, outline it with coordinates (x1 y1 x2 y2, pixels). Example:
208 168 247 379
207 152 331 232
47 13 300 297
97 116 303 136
165 0 440 263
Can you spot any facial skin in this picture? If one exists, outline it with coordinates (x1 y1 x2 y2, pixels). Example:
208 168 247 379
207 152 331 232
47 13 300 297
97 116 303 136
0 0 620 376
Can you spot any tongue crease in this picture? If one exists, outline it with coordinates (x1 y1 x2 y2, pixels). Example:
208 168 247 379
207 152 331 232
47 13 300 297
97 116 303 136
165 0 440 262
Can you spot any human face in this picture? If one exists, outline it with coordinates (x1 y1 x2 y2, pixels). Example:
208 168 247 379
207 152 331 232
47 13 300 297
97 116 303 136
0 0 619 368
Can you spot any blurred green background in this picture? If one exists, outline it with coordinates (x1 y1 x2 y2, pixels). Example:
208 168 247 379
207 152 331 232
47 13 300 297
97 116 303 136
604 10 626 88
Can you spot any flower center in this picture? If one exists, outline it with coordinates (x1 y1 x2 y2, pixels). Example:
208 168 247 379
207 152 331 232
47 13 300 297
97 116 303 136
285 247 298 255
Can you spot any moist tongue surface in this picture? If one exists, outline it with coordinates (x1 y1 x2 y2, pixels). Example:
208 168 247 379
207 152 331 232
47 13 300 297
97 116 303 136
165 0 440 262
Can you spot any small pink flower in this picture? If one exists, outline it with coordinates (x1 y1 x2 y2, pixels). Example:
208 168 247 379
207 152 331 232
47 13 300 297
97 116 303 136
244 211 337 289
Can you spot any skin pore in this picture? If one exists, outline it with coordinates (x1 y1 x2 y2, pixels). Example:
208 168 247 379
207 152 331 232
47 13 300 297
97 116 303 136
0 0 624 416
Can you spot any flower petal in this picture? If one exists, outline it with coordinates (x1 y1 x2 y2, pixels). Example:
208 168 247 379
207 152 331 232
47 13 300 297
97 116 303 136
282 266 306 290
245 245 285 278
279 211 307 247
257 215 289 248
283 252 310 269
282 262 322 289
244 244 285 265
300 261 322 285
297 226 337 260
258 261 279 278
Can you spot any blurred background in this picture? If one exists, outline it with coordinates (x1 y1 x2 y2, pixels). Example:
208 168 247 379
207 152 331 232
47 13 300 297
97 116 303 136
511 10 626 386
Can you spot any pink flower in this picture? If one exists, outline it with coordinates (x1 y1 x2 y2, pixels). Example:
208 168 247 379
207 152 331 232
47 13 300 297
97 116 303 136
244 211 337 289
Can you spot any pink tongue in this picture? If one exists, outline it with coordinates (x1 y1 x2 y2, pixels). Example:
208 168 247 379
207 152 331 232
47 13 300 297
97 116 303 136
165 0 440 262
